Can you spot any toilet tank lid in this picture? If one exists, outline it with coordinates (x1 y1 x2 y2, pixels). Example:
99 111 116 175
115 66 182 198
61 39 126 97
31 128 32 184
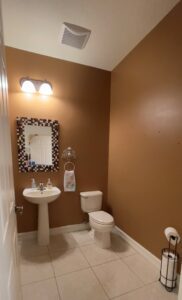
80 191 103 197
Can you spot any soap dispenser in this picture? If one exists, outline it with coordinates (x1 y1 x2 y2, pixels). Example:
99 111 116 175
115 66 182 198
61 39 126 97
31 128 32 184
47 178 52 189
31 178 36 189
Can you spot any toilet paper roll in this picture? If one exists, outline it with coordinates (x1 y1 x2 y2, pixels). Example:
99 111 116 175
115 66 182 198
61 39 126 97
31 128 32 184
160 250 177 288
164 227 180 246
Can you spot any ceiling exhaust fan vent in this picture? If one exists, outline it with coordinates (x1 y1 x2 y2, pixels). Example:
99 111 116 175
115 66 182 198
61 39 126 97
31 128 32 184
60 22 91 49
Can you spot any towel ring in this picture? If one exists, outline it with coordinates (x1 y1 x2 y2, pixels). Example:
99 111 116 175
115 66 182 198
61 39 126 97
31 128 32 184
64 161 75 171
62 147 76 161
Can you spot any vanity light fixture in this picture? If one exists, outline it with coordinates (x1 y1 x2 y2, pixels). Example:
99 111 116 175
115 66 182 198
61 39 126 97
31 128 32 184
39 82 53 95
20 78 53 96
21 79 36 94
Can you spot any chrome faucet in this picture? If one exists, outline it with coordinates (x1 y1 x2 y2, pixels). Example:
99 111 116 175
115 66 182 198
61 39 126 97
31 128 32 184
38 183 45 192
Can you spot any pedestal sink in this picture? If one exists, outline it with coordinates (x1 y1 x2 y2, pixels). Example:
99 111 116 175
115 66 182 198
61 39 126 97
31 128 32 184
23 187 61 245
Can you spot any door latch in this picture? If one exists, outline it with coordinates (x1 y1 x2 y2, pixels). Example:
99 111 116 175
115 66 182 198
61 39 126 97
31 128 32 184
15 205 23 215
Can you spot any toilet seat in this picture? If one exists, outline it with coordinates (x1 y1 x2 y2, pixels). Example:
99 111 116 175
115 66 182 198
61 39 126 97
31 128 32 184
89 210 114 225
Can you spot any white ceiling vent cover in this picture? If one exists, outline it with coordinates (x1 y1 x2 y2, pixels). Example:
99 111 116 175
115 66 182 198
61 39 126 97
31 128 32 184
60 22 91 49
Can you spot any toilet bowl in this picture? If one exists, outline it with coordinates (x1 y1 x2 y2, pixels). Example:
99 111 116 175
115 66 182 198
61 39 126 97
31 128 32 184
80 191 114 248
89 210 114 248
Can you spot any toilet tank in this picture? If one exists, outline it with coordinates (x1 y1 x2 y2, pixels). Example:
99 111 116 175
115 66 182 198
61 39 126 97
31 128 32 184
80 191 102 213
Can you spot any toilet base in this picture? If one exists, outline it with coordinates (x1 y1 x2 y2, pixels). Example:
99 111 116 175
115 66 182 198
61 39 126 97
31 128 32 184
94 230 111 248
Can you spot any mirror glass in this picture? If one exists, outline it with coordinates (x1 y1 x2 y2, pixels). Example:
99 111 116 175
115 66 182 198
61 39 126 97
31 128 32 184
24 125 52 166
16 117 59 172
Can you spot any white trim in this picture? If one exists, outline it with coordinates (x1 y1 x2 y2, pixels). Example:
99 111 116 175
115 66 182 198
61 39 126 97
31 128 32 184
114 226 160 270
18 222 90 241
50 222 90 235
18 231 36 241
178 274 182 299
114 226 181 289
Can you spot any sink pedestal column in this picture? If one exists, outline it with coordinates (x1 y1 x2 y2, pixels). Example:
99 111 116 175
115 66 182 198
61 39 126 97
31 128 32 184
38 203 49 246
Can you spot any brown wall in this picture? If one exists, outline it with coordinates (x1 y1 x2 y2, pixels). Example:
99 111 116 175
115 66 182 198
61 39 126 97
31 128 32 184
108 2 182 258
5 2 182 258
6 47 110 233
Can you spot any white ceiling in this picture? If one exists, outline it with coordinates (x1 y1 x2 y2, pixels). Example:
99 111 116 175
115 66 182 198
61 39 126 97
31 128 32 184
2 0 179 71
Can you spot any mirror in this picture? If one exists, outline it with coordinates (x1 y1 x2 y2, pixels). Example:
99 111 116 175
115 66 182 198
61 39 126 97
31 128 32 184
24 125 52 166
16 117 59 172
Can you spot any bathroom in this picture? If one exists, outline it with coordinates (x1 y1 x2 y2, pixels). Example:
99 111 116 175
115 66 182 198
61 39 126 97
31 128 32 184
0 0 182 299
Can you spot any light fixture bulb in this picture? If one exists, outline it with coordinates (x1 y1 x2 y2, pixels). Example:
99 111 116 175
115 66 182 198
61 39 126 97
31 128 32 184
21 80 36 93
39 82 53 95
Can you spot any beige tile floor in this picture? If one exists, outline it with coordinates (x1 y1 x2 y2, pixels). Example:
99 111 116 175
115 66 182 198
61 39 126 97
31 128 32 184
20 230 178 300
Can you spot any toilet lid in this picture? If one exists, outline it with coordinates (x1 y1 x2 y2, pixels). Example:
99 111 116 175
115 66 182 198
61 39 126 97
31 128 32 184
89 211 114 225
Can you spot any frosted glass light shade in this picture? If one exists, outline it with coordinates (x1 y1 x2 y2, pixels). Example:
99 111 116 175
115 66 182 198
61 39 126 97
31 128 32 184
21 80 36 93
39 82 53 95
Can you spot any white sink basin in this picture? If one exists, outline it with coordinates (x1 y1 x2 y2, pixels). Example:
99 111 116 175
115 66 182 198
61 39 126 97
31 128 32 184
23 187 61 204
23 187 61 246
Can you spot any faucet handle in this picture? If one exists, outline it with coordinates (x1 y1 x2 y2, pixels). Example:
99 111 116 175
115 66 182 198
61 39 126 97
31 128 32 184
38 182 45 192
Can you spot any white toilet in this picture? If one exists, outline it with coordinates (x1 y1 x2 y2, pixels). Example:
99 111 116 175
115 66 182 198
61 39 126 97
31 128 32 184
80 191 114 248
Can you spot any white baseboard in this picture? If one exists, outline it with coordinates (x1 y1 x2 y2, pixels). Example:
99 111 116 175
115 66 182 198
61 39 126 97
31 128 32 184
18 231 36 241
114 226 161 270
50 222 90 235
18 222 90 241
114 226 181 289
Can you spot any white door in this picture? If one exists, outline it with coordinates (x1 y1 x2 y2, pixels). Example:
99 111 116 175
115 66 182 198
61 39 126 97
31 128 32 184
179 275 182 299
0 3 21 300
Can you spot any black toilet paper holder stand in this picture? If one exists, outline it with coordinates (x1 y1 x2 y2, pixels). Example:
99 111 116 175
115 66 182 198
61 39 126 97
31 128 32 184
159 235 179 292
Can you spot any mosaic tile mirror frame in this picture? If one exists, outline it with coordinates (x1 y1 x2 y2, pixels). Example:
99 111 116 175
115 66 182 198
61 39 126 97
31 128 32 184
16 117 59 172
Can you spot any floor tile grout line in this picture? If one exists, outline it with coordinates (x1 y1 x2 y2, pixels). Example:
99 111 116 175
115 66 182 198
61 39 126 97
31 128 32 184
46 246 57 282
71 229 95 247
77 246 110 299
55 266 92 280
20 245 56 287
21 275 55 287
54 266 110 299
47 245 80 299
90 265 110 299
109 279 175 300
54 276 63 300
48 246 91 278
49 231 132 280
109 283 153 300
118 256 147 286
49 251 57 279
118 255 159 286
119 249 160 271
21 243 61 300
20 230 166 299
81 253 120 268
20 263 156 289
48 246 78 254
53 265 91 278
78 244 120 268
89 257 151 299
19 250 135 261
20 273 159 300
78 244 93 267
55 266 115 300
49 244 88 257
21 277 62 300
78 237 138 259
89 259 140 299
75 232 153 298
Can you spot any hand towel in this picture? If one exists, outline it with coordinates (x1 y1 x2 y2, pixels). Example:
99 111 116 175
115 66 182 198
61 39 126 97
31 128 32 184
64 170 76 192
